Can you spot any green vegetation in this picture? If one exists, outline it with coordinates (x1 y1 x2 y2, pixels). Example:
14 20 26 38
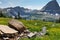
0 17 12 25
0 18 60 40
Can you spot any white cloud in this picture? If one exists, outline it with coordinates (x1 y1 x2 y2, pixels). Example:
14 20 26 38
8 2 19 7
0 1 2 4
8 2 15 7
59 4 60 6
23 5 43 10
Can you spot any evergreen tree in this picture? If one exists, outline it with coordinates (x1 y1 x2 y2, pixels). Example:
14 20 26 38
18 12 21 19
58 17 60 23
0 11 3 17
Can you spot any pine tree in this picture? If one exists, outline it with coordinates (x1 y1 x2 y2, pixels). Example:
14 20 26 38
0 11 3 17
58 17 60 23
18 12 21 19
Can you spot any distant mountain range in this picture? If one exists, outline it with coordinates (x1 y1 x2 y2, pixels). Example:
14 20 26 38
0 0 60 21
0 6 40 18
1 6 31 17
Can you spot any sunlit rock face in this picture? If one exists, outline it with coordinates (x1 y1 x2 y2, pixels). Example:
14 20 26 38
40 0 60 14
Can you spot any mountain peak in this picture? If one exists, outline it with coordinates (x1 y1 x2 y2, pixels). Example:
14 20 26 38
52 0 56 1
40 0 60 14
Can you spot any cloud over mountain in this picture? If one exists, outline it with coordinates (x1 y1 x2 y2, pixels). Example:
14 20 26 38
0 1 2 4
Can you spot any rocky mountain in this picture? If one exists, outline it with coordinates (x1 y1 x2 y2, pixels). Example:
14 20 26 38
40 0 60 14
1 6 32 18
0 0 60 21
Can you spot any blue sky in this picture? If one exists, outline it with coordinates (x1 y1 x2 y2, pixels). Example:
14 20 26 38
0 0 60 10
